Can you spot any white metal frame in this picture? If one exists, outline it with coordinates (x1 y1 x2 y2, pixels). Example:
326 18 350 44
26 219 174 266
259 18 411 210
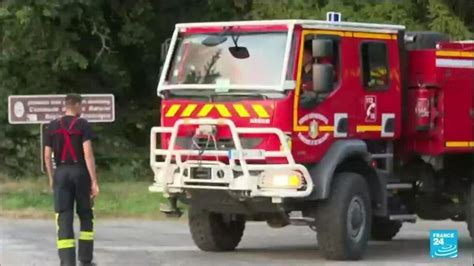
157 20 405 95
157 25 294 93
174 19 405 31
149 118 313 198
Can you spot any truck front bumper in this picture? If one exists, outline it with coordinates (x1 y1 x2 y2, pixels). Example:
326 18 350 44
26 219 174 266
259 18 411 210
149 118 313 199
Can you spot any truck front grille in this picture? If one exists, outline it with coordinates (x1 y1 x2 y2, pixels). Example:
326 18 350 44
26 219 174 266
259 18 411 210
190 167 212 179
175 137 262 150
176 137 234 150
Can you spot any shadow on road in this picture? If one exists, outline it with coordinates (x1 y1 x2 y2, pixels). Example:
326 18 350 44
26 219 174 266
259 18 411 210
233 238 473 262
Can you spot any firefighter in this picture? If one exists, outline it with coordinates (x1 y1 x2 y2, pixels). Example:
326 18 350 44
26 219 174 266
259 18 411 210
301 43 336 92
44 94 99 266
300 43 335 108
301 46 314 91
368 65 388 87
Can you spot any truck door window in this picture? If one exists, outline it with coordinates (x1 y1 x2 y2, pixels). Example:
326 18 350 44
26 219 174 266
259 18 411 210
300 34 340 105
301 35 340 87
315 35 340 85
361 42 389 90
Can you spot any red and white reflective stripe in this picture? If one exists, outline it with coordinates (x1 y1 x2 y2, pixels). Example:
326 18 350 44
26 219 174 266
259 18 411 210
436 58 474 69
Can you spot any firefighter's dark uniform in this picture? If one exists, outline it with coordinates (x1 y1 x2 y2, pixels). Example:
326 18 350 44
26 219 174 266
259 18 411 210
45 115 94 266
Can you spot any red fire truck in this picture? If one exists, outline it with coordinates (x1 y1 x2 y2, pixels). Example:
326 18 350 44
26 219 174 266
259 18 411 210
149 18 474 260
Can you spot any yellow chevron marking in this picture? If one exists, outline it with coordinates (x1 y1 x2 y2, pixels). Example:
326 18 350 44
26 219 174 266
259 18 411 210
233 104 250 117
181 104 197 117
165 104 181 117
356 125 382 132
197 104 213 117
215 104 231 117
252 104 269 118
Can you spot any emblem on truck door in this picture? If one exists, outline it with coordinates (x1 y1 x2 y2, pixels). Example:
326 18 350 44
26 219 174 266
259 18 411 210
309 120 319 139
298 113 331 146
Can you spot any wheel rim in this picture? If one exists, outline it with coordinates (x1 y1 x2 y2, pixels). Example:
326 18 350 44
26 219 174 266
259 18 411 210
347 195 366 242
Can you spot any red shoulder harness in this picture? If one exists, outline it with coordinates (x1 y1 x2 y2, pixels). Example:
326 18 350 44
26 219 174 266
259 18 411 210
52 117 82 163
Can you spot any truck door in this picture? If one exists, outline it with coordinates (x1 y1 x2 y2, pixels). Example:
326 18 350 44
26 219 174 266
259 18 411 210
292 30 343 163
355 40 401 140
292 29 402 163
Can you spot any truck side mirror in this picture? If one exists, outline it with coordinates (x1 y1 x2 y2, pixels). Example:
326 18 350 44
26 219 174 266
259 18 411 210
161 38 172 63
312 64 334 93
312 39 333 58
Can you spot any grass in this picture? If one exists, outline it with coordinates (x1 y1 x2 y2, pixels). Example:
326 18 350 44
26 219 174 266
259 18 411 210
0 179 181 219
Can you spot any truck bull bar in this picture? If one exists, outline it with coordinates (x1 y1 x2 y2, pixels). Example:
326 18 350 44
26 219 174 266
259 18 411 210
149 118 313 199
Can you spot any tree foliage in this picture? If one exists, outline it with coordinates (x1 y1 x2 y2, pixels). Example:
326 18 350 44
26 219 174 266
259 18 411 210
0 0 472 177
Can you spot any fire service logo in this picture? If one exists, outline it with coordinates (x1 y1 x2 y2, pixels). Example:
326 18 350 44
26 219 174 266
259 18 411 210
297 113 330 146
365 95 377 122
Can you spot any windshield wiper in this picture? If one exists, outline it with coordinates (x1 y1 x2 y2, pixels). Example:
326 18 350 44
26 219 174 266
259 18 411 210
165 91 212 101
211 92 267 101
201 27 249 59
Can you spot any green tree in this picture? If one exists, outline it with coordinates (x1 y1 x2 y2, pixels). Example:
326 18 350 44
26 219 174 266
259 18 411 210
428 0 472 39
0 0 472 177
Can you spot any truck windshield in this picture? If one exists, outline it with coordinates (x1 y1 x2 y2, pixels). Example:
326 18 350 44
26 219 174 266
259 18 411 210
166 32 287 87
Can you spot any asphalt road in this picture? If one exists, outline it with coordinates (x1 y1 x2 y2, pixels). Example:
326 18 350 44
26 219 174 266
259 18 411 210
0 217 472 266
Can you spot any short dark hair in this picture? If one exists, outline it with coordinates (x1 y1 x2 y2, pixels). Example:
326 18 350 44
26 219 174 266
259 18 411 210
65 93 83 106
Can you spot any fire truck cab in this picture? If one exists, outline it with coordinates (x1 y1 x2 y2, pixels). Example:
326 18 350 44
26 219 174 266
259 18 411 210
149 18 474 260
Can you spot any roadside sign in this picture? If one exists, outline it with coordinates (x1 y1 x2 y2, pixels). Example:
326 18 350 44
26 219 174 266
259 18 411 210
8 94 115 124
8 94 115 173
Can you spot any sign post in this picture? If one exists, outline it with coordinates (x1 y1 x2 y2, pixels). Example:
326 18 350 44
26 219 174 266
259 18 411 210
8 94 115 172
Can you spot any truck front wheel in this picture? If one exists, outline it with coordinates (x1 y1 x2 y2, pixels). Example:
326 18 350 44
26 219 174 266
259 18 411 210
315 172 372 260
188 206 245 251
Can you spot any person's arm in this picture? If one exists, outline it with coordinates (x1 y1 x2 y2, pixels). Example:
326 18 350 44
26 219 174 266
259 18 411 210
83 140 99 198
44 146 54 190
43 123 54 190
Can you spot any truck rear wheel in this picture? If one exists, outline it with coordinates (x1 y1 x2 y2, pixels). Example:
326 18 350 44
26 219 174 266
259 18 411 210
371 218 402 241
315 172 372 260
188 206 245 251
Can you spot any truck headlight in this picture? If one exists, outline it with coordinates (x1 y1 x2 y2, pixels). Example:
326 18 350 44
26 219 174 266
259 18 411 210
260 171 303 189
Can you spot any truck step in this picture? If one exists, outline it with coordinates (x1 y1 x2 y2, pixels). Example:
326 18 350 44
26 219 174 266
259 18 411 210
387 183 413 190
389 214 417 222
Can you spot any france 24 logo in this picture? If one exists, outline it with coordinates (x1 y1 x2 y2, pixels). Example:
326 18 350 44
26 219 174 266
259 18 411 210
430 230 458 258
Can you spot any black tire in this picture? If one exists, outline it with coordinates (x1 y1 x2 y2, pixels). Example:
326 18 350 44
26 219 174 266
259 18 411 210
467 183 473 239
371 218 402 241
188 206 245 251
315 172 372 260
